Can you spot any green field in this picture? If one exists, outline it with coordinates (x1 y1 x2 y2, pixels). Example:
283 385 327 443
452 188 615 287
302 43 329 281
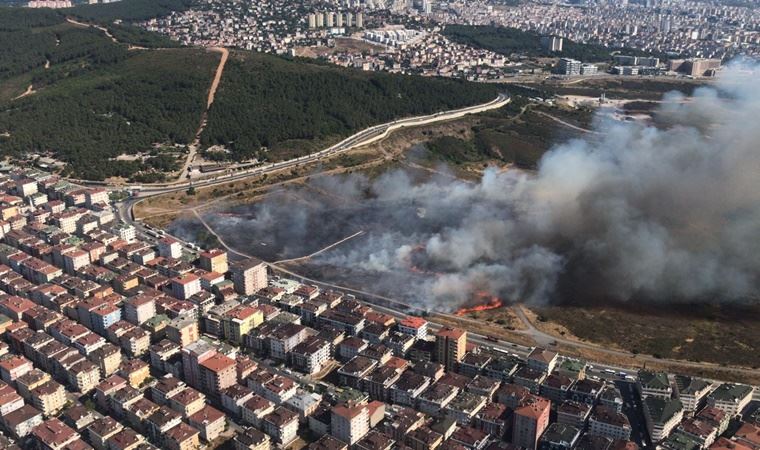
0 6 507 180
522 77 706 100
64 0 190 22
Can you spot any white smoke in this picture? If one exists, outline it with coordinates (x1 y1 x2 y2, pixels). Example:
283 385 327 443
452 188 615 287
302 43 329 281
186 63 760 310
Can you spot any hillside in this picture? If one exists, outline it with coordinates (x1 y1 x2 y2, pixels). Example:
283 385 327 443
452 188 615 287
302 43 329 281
442 24 664 63
0 6 501 180
0 9 218 180
201 52 500 161
65 0 190 22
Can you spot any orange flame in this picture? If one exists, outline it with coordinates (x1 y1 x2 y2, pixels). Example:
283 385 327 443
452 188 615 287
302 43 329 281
454 292 504 316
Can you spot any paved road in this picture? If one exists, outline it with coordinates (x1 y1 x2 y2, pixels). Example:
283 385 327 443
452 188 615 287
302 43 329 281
512 305 760 380
617 380 653 448
70 93 510 194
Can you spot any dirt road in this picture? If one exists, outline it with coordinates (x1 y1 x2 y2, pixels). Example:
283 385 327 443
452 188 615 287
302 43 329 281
12 85 35 101
205 47 228 108
533 110 599 134
177 47 229 181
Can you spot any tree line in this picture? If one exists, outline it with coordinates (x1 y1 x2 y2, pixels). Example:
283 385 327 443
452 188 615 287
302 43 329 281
201 52 500 161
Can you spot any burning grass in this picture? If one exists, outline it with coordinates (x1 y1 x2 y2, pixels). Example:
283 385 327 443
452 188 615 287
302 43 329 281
454 291 505 316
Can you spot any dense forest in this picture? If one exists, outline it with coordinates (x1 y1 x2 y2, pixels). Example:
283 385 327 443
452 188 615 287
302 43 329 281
442 25 665 63
201 52 500 161
65 0 190 22
0 5 503 179
0 9 217 180
0 47 217 180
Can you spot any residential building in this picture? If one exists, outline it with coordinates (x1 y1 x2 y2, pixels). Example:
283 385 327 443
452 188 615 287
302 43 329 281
222 305 263 344
199 249 228 274
171 273 201 300
639 371 673 399
166 317 199 347
398 316 428 339
199 352 237 396
158 237 183 259
331 403 370 445
164 422 200 450
706 383 753 416
512 396 551 450
538 423 581 450
675 375 712 414
589 405 632 441
30 380 67 416
230 258 268 295
262 406 299 445
434 327 466 371
188 405 225 442
31 418 79 450
644 397 684 442
123 295 156 325
527 347 559 374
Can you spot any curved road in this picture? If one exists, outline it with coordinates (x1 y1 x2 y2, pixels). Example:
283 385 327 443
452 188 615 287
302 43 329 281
110 91 759 382
73 93 510 194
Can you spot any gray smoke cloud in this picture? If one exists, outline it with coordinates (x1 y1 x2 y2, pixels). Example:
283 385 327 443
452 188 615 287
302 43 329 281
176 63 760 311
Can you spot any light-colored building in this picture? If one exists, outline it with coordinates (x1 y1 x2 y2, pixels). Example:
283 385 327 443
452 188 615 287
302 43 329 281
706 383 753 416
434 327 466 371
230 258 267 295
158 237 183 259
262 407 299 445
643 396 684 442
233 426 271 450
188 405 226 442
164 422 200 450
331 403 370 445
222 305 263 345
112 223 136 243
199 249 228 274
674 375 712 413
199 352 237 396
638 371 673 399
588 405 631 441
398 316 428 339
172 273 202 300
527 347 559 374
124 294 157 326
30 380 67 416
166 317 200 347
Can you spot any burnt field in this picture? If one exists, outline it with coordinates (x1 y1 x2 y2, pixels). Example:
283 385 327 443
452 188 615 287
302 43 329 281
167 166 480 310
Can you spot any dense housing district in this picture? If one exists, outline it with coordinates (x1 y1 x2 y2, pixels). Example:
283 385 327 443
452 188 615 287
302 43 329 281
0 164 757 450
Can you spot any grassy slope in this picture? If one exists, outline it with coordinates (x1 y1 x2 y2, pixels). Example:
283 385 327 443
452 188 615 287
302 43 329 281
424 96 583 169
533 303 760 368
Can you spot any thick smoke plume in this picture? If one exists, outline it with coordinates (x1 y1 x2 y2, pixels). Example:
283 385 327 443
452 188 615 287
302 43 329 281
179 64 760 311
